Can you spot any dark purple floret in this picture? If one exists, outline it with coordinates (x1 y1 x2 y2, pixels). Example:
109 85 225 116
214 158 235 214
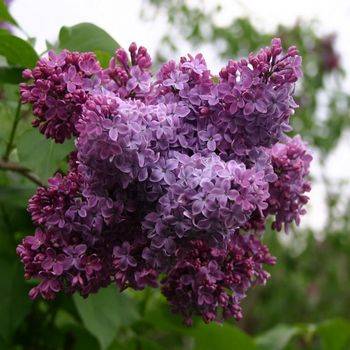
161 233 276 325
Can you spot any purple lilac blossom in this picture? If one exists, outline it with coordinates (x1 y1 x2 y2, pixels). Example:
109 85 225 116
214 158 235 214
18 39 312 324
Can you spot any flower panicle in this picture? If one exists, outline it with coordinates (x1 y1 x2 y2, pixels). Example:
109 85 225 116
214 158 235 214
17 38 311 324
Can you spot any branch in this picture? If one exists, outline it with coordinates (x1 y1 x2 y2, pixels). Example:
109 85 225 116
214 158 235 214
0 160 43 186
3 99 22 161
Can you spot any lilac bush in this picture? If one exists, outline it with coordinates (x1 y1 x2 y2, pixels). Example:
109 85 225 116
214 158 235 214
17 38 312 324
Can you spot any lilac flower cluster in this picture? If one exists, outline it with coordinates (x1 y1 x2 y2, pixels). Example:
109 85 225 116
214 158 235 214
18 39 312 324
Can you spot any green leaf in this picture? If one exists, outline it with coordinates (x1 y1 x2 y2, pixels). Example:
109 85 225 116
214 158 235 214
143 300 185 333
58 22 120 55
71 327 101 350
0 0 17 26
0 102 16 154
139 337 166 350
317 319 350 350
189 323 256 350
0 185 35 207
255 324 302 350
17 128 74 182
0 258 31 341
107 339 137 350
0 67 23 84
0 32 38 68
144 298 255 349
95 50 113 68
73 286 139 350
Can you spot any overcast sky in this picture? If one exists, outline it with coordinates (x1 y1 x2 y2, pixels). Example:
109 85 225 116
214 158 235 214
10 0 350 73
9 0 350 231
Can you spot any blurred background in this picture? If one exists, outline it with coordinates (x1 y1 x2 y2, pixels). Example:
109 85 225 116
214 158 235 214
1 0 350 349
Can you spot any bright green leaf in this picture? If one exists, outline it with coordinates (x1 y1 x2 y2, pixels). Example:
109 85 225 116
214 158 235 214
73 286 139 350
0 0 17 26
95 50 113 68
317 319 350 350
0 32 38 68
58 22 120 56
17 128 74 182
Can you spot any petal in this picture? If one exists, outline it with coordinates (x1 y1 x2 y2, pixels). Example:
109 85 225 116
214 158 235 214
207 139 216 151
192 200 204 215
150 169 164 183
108 128 118 141
66 82 76 93
255 99 268 113
243 102 254 115
138 167 148 182
164 171 176 185
53 263 64 276
76 244 87 255
166 159 179 171
229 101 238 114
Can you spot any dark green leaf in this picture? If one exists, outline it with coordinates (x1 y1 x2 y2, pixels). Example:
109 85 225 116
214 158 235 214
0 67 23 84
0 185 35 207
0 32 38 68
58 22 120 56
107 339 137 350
0 258 31 341
17 128 74 182
74 286 139 350
139 337 166 350
71 327 101 350
56 317 100 350
0 0 17 26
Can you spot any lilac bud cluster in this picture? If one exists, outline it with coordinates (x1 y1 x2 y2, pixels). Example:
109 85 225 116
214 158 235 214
17 39 312 324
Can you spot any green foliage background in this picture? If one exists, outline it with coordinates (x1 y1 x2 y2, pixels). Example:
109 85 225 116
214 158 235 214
0 1 349 349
